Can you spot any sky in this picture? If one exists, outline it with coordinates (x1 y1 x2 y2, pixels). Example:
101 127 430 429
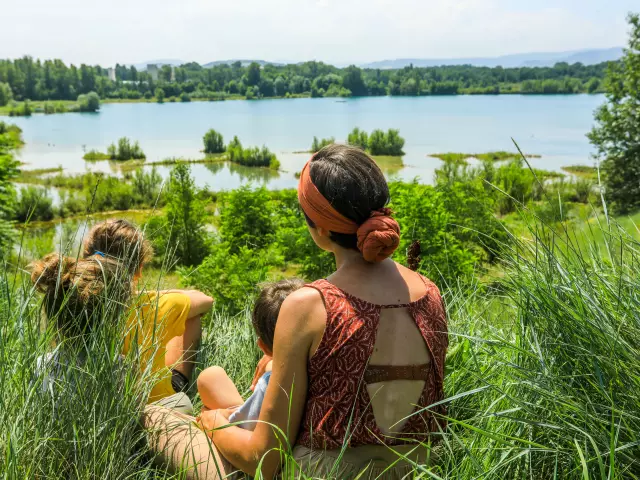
2 0 636 66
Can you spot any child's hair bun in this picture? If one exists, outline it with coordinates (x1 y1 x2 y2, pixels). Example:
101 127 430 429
30 253 77 293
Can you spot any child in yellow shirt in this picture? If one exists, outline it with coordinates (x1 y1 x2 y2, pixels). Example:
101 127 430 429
83 219 213 403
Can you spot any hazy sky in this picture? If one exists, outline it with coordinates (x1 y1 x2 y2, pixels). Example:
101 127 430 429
3 0 636 66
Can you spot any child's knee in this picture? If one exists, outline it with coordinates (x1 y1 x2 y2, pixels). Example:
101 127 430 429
197 366 227 391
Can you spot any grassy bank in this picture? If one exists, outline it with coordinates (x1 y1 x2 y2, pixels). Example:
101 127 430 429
3 197 640 478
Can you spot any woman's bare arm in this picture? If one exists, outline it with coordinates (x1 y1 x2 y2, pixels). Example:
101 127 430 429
199 288 323 478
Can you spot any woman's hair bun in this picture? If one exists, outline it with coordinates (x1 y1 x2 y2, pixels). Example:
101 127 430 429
30 253 77 293
356 208 401 263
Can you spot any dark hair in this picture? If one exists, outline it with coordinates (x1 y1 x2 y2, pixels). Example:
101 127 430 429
83 219 153 275
307 144 390 250
252 278 306 350
30 253 132 339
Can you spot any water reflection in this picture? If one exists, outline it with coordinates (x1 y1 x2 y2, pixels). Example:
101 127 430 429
17 211 159 262
203 161 280 185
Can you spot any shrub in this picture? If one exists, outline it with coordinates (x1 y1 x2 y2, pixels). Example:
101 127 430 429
149 163 209 267
77 91 100 112
106 138 146 161
155 88 165 103
15 186 54 222
227 138 279 170
347 127 369 150
0 82 12 107
203 129 225 154
311 136 335 153
179 92 191 102
368 128 405 155
389 181 479 286
219 186 274 253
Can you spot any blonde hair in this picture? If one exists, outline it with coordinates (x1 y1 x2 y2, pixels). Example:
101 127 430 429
30 253 132 338
83 219 153 274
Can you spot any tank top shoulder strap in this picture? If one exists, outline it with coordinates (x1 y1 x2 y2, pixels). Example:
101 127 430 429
304 279 348 305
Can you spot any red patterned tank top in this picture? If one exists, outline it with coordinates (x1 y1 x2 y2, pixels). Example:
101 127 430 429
297 276 448 450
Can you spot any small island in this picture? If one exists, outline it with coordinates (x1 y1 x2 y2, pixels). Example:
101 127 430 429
430 151 541 164
84 137 145 161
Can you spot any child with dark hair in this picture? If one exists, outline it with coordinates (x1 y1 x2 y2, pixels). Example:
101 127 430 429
196 278 305 430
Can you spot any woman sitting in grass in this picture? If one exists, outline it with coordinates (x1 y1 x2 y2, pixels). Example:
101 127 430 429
81 219 214 404
150 145 448 479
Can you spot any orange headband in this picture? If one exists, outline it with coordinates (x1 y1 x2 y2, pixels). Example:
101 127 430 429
297 159 401 263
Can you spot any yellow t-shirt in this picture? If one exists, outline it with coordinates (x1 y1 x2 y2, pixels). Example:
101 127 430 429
123 291 191 403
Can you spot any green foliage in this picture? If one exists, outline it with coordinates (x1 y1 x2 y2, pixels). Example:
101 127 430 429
219 186 274 253
0 55 612 104
150 163 209 267
389 181 479 285
0 82 13 106
227 137 280 169
83 149 111 161
182 245 271 314
310 136 335 152
347 127 369 150
203 129 225 154
368 128 405 156
179 91 190 102
155 87 165 103
0 122 21 254
588 14 640 214
77 91 100 112
105 137 146 161
15 186 54 222
8 99 32 116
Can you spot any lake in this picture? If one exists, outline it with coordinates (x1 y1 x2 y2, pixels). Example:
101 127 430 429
10 94 604 190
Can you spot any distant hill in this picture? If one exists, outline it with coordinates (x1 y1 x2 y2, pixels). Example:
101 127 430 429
360 48 623 69
202 59 285 68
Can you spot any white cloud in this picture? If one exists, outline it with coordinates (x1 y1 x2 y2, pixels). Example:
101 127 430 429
1 0 631 65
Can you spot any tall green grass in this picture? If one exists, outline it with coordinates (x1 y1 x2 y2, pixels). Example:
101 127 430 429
2 191 639 479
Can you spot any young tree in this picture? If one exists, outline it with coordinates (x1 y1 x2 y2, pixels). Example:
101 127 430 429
164 163 209 266
77 91 100 112
203 129 225 154
247 62 261 86
155 87 165 103
0 83 12 107
588 14 640 213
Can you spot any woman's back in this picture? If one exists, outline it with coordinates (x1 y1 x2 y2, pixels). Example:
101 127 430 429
299 259 447 449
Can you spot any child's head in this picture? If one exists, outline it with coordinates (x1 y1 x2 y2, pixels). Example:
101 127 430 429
83 219 153 276
30 253 131 339
252 278 305 355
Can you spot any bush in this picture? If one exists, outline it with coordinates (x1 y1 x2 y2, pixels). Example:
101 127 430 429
152 163 210 267
181 245 270 314
155 88 165 103
347 127 369 150
179 92 191 102
227 138 279 170
0 82 12 107
219 186 274 253
368 128 405 156
15 186 54 222
9 99 32 117
389 181 479 286
203 129 225 154
77 91 100 112
106 138 146 161
311 136 335 153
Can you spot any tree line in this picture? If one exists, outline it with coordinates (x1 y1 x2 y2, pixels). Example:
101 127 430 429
0 57 610 105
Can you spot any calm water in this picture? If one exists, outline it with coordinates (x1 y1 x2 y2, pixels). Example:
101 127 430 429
11 95 603 190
